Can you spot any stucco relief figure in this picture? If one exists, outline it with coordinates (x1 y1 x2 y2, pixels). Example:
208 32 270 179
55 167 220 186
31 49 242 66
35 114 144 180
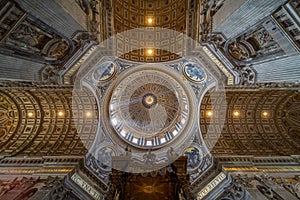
143 150 156 164
246 28 278 57
76 0 99 15
76 0 101 41
4 17 72 63
10 23 44 47
167 147 178 158
90 0 99 15
41 65 61 83
255 29 272 47
207 34 225 49
240 66 256 85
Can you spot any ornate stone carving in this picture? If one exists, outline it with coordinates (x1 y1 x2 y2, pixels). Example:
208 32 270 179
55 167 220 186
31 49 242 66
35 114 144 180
231 174 300 199
199 0 226 42
227 40 250 62
255 175 284 200
0 2 72 64
85 153 111 184
41 65 62 84
239 66 256 85
220 179 248 200
76 0 99 16
276 177 300 199
9 22 44 48
206 34 226 50
76 0 92 14
234 174 254 188
44 40 70 60
76 0 103 42
203 21 285 85
5 19 71 63
42 176 64 190
73 31 96 49
45 179 75 200
225 27 282 64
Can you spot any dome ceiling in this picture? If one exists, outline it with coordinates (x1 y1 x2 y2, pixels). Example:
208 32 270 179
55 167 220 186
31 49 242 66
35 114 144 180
107 67 191 149
73 55 218 182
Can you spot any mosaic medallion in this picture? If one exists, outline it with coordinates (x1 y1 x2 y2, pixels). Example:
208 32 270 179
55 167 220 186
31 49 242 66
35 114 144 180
183 61 207 84
95 146 116 171
184 145 203 170
93 61 116 82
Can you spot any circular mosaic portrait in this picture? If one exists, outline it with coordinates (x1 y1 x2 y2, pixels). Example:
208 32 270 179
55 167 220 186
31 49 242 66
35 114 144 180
93 61 117 82
95 146 116 171
184 145 203 170
182 61 207 84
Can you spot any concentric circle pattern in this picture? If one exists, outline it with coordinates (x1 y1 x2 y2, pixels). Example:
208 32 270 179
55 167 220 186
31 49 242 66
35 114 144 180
109 68 190 148
141 93 158 108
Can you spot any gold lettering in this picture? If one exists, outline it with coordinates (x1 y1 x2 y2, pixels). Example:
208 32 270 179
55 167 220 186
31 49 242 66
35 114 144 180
197 172 226 200
71 173 102 200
